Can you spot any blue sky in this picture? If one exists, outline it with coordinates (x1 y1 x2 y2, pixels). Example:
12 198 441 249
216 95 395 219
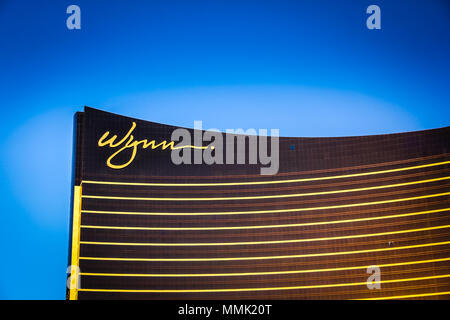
0 0 448 299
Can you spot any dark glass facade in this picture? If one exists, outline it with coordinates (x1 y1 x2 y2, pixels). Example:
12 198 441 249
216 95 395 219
67 107 450 299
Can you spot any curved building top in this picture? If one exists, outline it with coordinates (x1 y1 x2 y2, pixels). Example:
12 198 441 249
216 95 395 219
67 106 450 300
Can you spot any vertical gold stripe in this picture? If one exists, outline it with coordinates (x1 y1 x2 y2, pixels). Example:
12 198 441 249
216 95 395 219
69 185 82 300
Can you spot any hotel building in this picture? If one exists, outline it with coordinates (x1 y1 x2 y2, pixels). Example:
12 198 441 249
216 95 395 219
67 107 450 299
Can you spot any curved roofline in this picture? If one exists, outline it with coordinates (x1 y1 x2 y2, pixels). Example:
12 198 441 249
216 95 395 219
83 106 449 140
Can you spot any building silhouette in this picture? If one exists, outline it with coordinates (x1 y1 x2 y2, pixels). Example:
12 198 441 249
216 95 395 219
67 107 450 299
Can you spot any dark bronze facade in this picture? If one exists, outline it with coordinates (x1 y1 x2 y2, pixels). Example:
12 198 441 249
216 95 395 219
67 107 450 299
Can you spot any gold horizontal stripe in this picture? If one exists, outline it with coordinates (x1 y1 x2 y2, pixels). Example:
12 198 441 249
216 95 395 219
80 208 450 231
79 257 450 277
79 240 450 262
109 154 448 180
81 192 450 216
79 224 450 247
359 291 450 300
81 168 448 196
78 274 450 293
81 160 450 187
81 176 450 201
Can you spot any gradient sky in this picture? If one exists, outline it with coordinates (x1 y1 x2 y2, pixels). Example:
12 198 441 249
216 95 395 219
0 0 449 299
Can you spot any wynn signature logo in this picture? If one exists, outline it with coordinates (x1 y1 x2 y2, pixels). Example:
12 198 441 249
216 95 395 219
99 121 279 175
98 122 209 169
